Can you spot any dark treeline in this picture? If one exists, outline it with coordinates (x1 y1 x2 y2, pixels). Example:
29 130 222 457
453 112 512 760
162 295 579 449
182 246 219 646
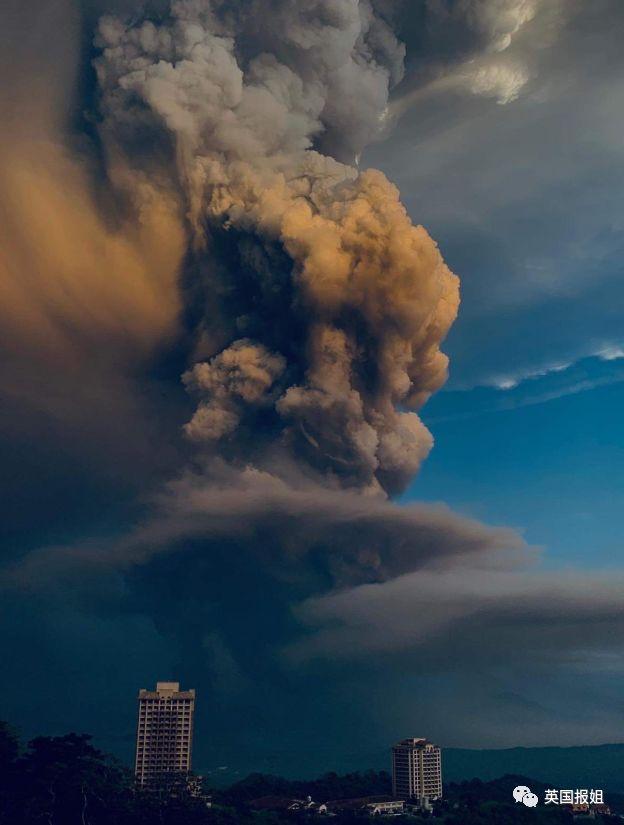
0 722 619 824
0 722 228 825
217 770 392 805
0 722 396 824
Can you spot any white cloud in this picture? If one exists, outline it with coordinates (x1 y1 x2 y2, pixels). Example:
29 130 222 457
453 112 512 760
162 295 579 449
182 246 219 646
597 345 624 362
487 360 571 390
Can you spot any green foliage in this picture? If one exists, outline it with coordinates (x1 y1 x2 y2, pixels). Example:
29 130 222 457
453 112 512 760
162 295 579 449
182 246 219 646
216 769 392 806
0 721 20 824
0 722 18 767
3 732 134 825
0 721 618 825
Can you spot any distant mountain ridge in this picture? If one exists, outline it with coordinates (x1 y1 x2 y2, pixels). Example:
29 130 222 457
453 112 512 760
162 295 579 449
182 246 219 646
443 744 624 793
198 742 624 792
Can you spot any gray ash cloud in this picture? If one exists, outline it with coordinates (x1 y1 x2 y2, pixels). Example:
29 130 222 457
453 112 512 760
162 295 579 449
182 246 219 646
93 0 460 494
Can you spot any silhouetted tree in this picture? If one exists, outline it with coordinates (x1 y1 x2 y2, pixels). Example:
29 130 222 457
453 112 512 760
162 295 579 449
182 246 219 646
0 722 19 824
9 732 132 825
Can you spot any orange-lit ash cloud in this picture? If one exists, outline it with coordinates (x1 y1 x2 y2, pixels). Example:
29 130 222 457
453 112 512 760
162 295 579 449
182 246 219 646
0 141 185 370
91 0 460 494
0 0 188 443
1 0 460 497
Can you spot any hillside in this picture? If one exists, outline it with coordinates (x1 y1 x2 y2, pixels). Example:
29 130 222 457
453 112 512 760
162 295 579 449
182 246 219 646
443 744 624 793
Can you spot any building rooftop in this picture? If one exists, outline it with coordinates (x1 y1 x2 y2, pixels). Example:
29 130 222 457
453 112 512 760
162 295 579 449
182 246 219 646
393 737 436 747
138 681 195 699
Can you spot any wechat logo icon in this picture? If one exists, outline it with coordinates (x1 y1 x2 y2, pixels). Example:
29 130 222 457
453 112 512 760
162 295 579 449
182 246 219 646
513 785 538 808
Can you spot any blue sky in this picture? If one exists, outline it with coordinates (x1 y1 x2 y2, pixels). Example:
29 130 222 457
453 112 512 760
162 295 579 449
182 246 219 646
364 0 624 571
415 359 624 570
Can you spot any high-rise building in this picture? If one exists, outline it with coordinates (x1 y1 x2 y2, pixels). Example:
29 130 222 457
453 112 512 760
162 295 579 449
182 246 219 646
392 738 442 802
135 681 196 788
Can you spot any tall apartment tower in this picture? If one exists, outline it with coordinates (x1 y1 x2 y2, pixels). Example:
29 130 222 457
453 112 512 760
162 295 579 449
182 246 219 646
392 738 442 802
135 681 196 788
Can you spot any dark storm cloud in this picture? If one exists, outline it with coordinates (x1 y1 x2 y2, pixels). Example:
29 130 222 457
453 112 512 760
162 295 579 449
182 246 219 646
2 465 528 594
290 564 624 668
1 462 551 766
5 462 624 700
5 461 624 765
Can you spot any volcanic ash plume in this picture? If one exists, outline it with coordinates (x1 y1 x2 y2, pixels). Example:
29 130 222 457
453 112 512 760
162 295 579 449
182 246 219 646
95 0 459 494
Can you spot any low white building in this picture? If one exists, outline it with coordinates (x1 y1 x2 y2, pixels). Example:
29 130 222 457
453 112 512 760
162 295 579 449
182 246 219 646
365 798 405 815
324 796 404 816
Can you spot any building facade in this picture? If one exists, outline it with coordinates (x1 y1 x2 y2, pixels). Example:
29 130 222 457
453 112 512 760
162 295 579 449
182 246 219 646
325 797 405 815
135 681 195 788
392 738 442 802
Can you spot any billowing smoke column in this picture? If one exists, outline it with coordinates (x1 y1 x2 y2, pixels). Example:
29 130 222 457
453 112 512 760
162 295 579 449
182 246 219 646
95 0 459 495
